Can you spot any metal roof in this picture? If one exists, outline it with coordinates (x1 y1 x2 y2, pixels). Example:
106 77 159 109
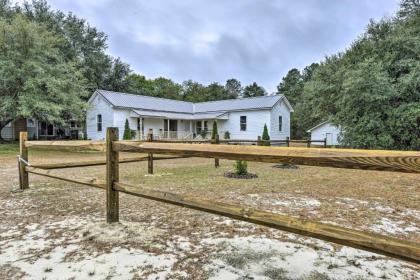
306 121 331 132
131 109 227 120
194 95 282 113
192 112 229 120
98 90 193 113
94 89 287 114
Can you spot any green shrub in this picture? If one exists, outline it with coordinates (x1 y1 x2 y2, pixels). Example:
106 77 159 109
131 130 136 139
224 131 231 139
234 160 248 175
200 129 208 139
123 119 132 140
211 121 218 140
262 123 270 146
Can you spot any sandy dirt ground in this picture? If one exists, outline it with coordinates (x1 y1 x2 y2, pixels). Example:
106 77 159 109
0 148 419 279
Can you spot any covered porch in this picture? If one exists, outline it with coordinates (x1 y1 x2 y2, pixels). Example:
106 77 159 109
129 110 228 140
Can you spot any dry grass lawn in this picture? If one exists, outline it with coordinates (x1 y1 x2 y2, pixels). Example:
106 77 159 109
0 144 419 279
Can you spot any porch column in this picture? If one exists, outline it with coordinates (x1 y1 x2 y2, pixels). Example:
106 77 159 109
189 121 193 136
138 117 142 140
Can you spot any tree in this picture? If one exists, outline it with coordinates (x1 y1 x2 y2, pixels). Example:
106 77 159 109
204 82 229 101
151 77 182 99
211 121 219 140
126 74 155 95
277 68 303 105
103 58 131 92
242 82 266 97
181 80 207 102
302 63 319 82
276 69 305 139
280 0 420 149
0 14 87 140
225 78 242 99
261 124 270 146
123 119 132 140
398 0 420 18
20 0 115 94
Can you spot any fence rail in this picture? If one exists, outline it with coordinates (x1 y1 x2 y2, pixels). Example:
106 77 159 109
16 130 420 264
152 138 328 147
114 141 420 173
113 181 419 263
29 155 189 170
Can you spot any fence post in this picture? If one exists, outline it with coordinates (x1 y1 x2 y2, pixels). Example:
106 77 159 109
286 136 290 147
324 138 327 148
19 131 29 190
214 134 220 168
147 130 153 174
307 139 311 148
106 127 119 223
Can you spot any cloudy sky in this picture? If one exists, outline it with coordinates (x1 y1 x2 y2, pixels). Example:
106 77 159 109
33 0 400 92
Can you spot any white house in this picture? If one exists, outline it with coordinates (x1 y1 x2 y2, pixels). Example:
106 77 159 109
307 121 341 146
86 90 293 140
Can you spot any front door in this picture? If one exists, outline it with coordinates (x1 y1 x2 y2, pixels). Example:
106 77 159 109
196 121 202 134
325 133 333 145
164 119 178 138
169 120 177 132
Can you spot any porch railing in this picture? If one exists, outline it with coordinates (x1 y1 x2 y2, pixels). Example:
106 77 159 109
137 130 229 140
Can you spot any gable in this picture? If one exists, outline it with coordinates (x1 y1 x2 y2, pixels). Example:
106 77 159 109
307 121 340 133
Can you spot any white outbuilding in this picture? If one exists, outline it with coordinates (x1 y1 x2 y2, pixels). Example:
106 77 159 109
307 121 341 146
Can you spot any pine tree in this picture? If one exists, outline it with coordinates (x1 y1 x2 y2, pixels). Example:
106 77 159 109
262 124 270 146
211 121 219 140
234 160 248 175
123 119 132 140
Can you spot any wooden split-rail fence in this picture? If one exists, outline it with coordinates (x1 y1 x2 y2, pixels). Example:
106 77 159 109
152 136 328 148
17 129 420 264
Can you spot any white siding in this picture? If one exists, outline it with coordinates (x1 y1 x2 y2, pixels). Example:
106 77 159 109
86 93 114 140
270 100 291 140
143 118 164 137
113 108 137 140
182 120 191 132
218 110 271 140
310 122 341 145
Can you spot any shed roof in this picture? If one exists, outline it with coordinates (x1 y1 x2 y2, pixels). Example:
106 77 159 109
307 121 334 132
92 90 291 114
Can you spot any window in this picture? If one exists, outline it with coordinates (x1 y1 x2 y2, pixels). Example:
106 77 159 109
204 121 208 131
70 121 77 128
164 119 168 131
240 116 247 131
40 122 54 136
196 121 202 133
278 116 283 131
97 114 102 132
27 118 36 127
